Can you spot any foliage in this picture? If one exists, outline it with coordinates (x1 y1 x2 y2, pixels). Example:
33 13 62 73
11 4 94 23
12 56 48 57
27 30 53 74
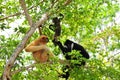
0 0 120 80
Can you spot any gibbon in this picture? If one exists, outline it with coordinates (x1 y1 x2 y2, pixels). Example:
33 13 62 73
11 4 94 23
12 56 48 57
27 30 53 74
25 35 54 63
53 39 90 79
49 13 64 41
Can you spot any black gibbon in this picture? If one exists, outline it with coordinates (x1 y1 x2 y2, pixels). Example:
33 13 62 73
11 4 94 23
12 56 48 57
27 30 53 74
49 14 64 40
53 39 90 79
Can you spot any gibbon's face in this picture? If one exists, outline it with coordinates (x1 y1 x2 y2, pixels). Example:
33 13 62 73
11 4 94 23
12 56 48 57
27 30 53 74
39 35 49 44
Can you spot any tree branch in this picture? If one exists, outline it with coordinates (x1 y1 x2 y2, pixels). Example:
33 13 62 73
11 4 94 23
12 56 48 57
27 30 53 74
38 25 43 35
0 13 22 21
11 62 36 75
19 0 33 26
11 59 70 75
64 0 72 6
0 1 44 21
2 13 49 80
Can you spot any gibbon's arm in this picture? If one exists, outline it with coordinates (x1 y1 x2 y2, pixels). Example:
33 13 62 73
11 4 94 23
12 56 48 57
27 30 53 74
25 45 48 52
43 47 55 57
25 40 48 52
56 41 68 53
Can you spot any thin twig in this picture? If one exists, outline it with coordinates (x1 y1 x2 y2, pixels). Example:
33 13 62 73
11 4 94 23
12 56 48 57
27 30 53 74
11 62 36 75
108 52 120 60
64 0 72 6
0 13 22 21
0 1 44 21
19 0 33 26
38 25 42 35
11 59 70 75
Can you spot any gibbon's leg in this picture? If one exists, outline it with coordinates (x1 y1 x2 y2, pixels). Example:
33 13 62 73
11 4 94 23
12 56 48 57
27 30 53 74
25 45 49 52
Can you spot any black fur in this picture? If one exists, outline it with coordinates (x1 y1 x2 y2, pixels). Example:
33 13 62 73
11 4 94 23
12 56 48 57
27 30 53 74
49 14 64 37
56 39 89 59
53 39 89 79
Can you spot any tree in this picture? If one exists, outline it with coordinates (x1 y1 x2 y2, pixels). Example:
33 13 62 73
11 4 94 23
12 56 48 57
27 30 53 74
0 0 120 80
